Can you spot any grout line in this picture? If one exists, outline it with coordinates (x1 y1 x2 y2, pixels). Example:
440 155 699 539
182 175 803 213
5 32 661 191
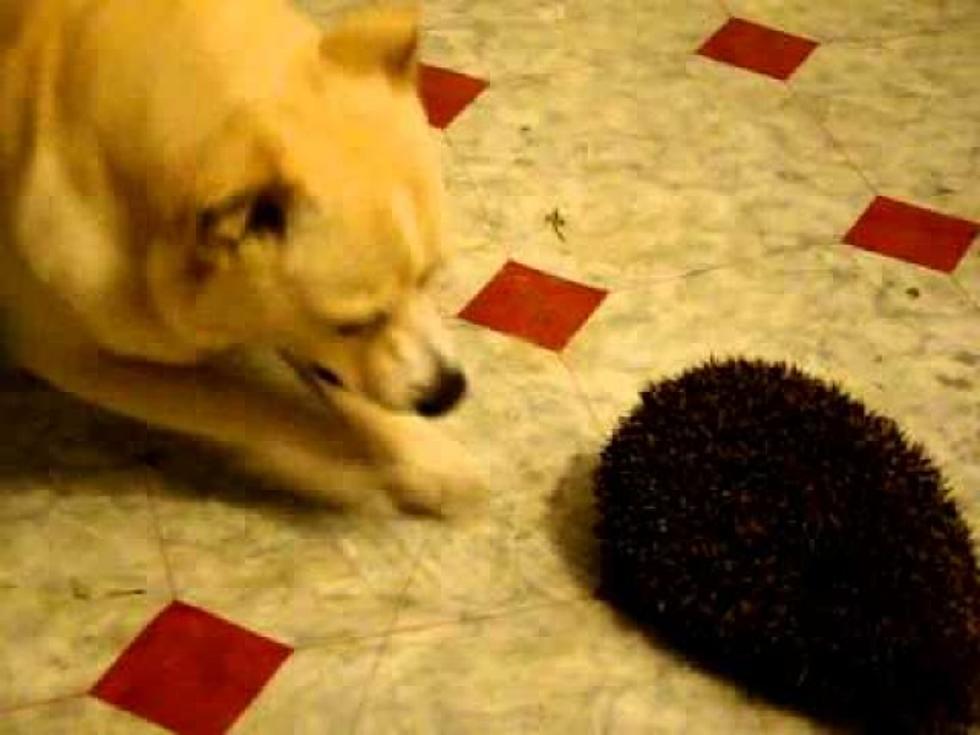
346 533 434 734
142 474 178 600
556 354 608 440
338 523 590 733
0 691 87 718
822 23 972 46
443 134 515 262
785 85 879 197
609 242 833 294
596 684 640 735
950 273 980 312
297 597 574 653
345 628 396 734
388 598 576 637
295 600 596 732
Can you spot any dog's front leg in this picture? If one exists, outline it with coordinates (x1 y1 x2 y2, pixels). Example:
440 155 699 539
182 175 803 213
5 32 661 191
317 387 489 516
25 349 396 509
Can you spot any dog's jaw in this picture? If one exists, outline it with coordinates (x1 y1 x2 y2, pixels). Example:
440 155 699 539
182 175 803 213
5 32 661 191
280 351 339 402
310 363 342 387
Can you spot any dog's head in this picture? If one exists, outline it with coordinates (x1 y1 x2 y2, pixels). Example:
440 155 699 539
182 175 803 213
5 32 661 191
128 3 465 416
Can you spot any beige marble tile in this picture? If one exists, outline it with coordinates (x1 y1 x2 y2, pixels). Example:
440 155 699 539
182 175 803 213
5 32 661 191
942 0 980 25
389 323 604 628
0 471 171 709
689 64 872 250
232 639 383 734
150 469 419 644
0 697 165 734
599 678 820 734
0 589 170 710
0 472 167 592
356 603 646 734
723 0 950 41
953 244 980 307
444 52 870 290
792 28 980 222
436 139 510 317
356 602 815 734
297 0 725 83
423 0 727 76
847 247 980 319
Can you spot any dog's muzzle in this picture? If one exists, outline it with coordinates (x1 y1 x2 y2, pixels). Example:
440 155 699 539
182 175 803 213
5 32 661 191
308 361 467 417
283 351 466 418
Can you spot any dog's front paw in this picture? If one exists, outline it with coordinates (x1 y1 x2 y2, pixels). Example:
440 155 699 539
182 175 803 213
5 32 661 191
385 439 489 517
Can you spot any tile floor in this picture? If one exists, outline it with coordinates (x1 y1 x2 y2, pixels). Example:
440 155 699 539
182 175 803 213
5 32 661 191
1 0 979 733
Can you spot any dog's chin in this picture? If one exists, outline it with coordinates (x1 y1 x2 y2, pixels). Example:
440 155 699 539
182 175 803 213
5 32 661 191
281 352 346 404
310 364 343 388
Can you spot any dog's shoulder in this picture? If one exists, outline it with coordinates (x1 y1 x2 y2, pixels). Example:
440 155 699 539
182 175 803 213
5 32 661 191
0 2 30 50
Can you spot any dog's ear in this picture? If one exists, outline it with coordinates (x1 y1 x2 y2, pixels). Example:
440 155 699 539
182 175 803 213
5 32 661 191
319 4 420 83
196 186 289 263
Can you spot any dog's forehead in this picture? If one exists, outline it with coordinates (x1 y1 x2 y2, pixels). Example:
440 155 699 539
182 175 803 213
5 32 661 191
279 108 446 267
389 186 433 270
287 186 420 280
336 183 437 278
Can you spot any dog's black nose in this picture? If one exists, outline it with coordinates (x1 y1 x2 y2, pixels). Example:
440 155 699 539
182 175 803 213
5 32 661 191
415 368 467 417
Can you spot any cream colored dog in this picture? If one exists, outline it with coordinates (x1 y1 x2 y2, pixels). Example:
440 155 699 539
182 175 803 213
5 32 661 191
0 0 486 514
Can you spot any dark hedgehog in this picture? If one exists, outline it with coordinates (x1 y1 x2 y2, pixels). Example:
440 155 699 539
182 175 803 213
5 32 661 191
594 358 980 734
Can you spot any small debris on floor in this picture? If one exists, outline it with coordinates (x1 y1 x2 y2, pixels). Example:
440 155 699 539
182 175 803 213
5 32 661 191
545 208 567 241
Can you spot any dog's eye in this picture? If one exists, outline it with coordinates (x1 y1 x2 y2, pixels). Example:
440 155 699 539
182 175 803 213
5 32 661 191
246 191 287 237
335 313 390 337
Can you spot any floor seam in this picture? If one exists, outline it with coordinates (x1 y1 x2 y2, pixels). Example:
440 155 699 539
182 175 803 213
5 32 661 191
0 691 87 718
347 531 436 734
785 86 879 198
295 597 576 653
142 472 179 601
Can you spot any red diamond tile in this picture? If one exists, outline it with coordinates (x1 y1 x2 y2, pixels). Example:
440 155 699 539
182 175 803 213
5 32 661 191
418 63 487 129
697 17 819 81
91 601 292 735
459 261 607 351
844 196 979 273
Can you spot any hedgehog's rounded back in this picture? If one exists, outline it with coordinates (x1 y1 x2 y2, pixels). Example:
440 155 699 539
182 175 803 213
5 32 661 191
594 358 980 734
